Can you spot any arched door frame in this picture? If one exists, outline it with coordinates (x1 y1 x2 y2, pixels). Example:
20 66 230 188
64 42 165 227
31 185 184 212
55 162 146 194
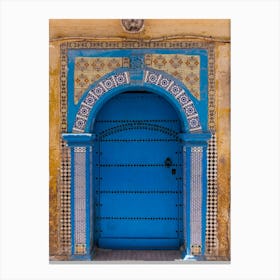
63 68 211 260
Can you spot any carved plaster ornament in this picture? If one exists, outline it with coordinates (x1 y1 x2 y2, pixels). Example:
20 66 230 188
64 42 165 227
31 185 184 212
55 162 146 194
121 19 144 33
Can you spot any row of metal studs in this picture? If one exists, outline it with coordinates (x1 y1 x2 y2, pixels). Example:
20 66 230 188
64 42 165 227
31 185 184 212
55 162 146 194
96 119 179 123
98 190 182 194
99 124 178 138
97 163 182 167
96 217 181 220
99 139 178 142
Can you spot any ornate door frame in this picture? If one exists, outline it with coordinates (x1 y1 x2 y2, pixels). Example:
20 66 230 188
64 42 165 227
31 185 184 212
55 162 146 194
63 64 211 260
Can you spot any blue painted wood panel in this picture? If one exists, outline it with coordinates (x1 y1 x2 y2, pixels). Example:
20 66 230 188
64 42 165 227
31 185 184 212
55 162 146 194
98 238 180 250
100 141 179 163
99 167 179 191
100 193 179 217
99 219 179 238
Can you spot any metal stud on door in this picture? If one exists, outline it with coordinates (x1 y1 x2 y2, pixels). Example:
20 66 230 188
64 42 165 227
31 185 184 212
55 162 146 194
93 92 183 249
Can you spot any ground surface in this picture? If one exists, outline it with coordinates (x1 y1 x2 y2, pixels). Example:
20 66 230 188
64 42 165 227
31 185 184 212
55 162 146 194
93 249 182 261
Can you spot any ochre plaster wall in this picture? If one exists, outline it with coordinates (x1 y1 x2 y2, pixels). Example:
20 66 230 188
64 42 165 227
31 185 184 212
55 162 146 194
49 19 230 42
49 19 230 260
216 43 231 258
49 42 61 255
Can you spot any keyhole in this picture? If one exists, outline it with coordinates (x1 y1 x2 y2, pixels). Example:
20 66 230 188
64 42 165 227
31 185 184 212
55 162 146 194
165 157 172 167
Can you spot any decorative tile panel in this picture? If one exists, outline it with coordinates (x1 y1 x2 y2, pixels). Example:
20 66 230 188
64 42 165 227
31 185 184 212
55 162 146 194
205 134 218 255
208 47 215 131
73 72 130 133
74 147 86 253
144 70 202 132
145 54 200 100
191 244 202 255
59 140 71 255
190 147 203 247
59 43 71 255
74 57 130 103
65 41 215 131
75 243 86 255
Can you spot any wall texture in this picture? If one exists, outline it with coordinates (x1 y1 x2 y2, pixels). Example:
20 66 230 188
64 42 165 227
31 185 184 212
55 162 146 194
49 19 230 261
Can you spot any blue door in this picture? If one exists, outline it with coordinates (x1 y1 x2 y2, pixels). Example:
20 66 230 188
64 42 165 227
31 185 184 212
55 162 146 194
93 92 183 249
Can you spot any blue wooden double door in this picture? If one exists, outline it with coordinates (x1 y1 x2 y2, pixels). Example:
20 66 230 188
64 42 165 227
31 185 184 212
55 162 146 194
93 92 184 249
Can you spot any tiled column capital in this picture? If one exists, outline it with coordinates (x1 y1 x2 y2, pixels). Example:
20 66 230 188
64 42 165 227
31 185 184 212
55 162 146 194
62 133 96 147
179 131 211 147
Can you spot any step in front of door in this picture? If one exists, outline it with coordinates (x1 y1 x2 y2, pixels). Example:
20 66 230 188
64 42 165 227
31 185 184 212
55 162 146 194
93 249 182 261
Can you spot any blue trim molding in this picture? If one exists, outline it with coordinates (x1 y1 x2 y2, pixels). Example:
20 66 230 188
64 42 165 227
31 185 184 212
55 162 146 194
62 133 96 146
70 147 75 256
179 131 211 146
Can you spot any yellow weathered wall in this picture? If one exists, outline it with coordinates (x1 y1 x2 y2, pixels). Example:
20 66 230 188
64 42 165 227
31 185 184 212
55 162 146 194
216 43 231 259
49 19 230 42
49 19 230 260
49 42 61 256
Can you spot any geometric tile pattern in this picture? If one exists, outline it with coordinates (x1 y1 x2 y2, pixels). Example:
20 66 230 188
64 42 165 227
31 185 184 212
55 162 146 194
74 147 86 254
74 57 130 104
205 134 218 255
208 47 216 131
65 40 215 131
75 243 86 255
145 54 200 100
59 40 216 256
59 140 71 255
59 43 72 255
144 70 202 132
73 68 203 133
190 147 203 249
73 72 130 133
60 44 68 132
191 244 202 255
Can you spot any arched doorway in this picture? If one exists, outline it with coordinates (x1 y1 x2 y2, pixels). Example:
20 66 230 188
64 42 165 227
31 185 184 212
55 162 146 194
92 91 184 249
62 68 211 260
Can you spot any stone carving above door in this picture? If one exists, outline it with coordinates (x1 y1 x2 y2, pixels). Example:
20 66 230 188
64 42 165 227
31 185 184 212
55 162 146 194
121 19 144 33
